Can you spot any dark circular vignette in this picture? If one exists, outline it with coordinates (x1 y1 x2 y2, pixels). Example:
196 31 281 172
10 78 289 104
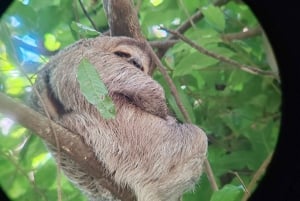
0 0 298 201
244 1 299 201
0 0 13 18
0 2 12 200
1 2 13 201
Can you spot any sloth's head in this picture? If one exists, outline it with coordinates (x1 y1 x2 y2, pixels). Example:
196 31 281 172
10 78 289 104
91 36 153 74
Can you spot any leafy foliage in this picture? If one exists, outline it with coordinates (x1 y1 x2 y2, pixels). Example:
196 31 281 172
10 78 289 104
0 0 280 201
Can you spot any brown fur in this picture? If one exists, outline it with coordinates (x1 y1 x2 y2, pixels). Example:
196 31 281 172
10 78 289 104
31 36 207 201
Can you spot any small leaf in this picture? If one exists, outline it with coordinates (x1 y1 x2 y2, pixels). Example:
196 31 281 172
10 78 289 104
77 59 115 119
174 52 218 77
44 33 61 51
5 77 29 95
35 162 56 188
202 5 225 32
210 184 244 201
70 21 100 37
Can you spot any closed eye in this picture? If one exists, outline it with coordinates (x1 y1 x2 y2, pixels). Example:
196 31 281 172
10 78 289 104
129 58 144 71
114 51 144 72
114 51 131 58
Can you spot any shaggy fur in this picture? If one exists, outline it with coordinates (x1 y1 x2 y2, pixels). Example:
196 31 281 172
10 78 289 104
31 36 207 201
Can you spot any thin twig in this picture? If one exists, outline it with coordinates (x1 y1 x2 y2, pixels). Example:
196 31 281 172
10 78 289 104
78 0 98 30
145 41 219 192
156 0 230 60
7 26 63 200
175 0 230 35
221 26 262 41
204 159 219 191
229 171 249 194
149 39 178 49
21 68 63 201
179 0 196 29
162 27 279 79
0 150 48 201
147 43 192 123
241 152 273 201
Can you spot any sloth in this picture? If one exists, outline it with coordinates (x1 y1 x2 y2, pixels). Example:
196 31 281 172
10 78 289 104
31 36 208 201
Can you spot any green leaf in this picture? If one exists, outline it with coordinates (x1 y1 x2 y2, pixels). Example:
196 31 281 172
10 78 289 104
77 59 115 119
0 155 15 178
210 184 244 201
150 0 163 6
174 52 218 77
34 161 56 188
44 33 61 51
70 21 100 37
5 76 29 95
202 5 226 32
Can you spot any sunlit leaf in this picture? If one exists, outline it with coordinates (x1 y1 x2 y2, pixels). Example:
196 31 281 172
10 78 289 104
44 33 61 51
10 127 26 138
77 59 115 119
150 0 163 6
0 53 14 71
32 153 50 168
70 21 100 37
5 77 29 95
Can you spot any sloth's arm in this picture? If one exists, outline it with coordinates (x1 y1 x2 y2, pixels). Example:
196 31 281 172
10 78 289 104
98 63 167 118
86 53 169 119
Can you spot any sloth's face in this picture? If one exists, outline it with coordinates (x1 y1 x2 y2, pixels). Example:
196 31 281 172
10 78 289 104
92 36 152 74
103 38 151 74
113 50 146 72
111 44 151 74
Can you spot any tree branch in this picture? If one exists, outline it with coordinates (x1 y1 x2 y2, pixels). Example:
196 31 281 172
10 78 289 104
147 46 192 123
175 0 229 35
147 42 220 192
103 0 143 40
78 0 98 31
221 26 262 41
241 152 273 201
156 0 230 59
0 92 135 201
162 27 279 79
149 39 178 49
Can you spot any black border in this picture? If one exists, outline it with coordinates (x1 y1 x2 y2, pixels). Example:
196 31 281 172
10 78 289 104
1 0 299 200
244 1 300 201
0 0 12 18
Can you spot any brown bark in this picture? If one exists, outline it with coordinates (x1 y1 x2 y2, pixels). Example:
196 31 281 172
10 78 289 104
103 0 144 40
0 92 135 201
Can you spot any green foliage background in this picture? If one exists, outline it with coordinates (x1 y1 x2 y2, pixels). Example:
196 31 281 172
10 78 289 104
0 0 281 201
